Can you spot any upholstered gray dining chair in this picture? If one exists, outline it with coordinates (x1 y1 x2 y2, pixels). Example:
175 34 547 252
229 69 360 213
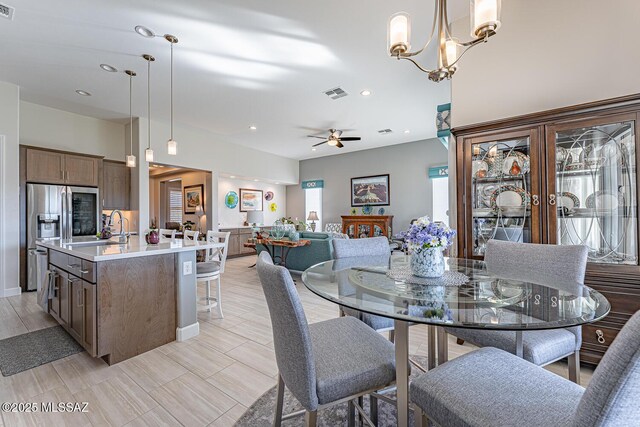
332 237 396 337
411 310 640 427
442 240 588 383
256 252 397 427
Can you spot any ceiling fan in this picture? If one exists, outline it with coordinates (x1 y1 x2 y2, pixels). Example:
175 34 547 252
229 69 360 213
308 129 361 149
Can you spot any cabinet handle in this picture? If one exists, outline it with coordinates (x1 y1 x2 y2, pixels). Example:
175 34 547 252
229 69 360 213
77 286 84 308
549 194 556 206
532 195 540 206
595 329 606 344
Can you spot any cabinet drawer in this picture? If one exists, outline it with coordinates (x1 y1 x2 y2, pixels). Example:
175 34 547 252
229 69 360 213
64 255 96 283
587 285 640 316
49 250 68 270
582 323 619 349
81 259 96 283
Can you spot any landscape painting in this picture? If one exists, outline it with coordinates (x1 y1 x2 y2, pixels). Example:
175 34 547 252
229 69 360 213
183 184 204 214
240 188 263 211
351 174 390 207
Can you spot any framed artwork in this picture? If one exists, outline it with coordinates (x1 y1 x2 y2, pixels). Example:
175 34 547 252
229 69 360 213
351 174 390 207
184 184 204 214
239 188 263 211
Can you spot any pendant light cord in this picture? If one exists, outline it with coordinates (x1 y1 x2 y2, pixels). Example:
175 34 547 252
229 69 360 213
147 57 151 150
170 41 174 141
129 73 133 156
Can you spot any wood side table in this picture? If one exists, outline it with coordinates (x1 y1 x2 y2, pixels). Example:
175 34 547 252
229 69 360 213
244 239 311 270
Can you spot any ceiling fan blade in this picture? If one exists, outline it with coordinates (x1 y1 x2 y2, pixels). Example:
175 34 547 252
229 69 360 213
339 137 361 141
336 141 344 148
307 135 327 139
312 140 329 147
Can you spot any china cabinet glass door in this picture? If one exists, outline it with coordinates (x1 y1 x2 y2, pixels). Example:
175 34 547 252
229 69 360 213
465 129 541 257
547 114 638 265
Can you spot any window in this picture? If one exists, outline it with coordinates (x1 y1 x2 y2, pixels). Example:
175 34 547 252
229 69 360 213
167 181 182 224
429 166 449 226
304 187 323 231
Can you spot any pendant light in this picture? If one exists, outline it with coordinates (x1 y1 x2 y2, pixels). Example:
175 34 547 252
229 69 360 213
165 34 178 155
142 54 155 162
125 70 137 168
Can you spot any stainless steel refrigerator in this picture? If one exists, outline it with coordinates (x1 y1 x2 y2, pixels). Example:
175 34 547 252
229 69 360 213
26 184 100 291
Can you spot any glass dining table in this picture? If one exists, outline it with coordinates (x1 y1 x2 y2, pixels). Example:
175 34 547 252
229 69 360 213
301 254 610 427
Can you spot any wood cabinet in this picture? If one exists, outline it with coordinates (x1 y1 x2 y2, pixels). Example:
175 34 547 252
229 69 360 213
25 147 100 187
222 227 272 257
453 94 640 366
341 215 394 239
82 282 97 356
69 277 84 340
103 160 130 210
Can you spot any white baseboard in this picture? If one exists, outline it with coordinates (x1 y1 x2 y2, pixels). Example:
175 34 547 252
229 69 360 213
176 322 199 342
0 287 22 298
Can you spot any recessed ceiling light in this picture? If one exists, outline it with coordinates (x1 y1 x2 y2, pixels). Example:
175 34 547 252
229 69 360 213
360 90 372 96
100 64 118 72
275 182 280 185
229 175 236 178
135 25 155 38
404 129 411 134
254 179 259 182
249 125 257 130
311 147 317 151
75 90 91 96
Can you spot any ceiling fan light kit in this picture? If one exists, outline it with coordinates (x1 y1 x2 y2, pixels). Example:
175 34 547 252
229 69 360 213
388 0 501 82
308 128 360 149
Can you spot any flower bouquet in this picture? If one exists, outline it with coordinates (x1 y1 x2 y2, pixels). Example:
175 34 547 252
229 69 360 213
396 216 456 278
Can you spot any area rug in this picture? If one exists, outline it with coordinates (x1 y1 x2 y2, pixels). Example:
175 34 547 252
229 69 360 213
235 356 428 426
0 326 85 376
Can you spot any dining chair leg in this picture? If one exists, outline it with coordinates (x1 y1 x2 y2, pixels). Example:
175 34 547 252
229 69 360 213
413 404 425 427
358 396 364 425
274 374 285 427
389 330 395 343
568 350 581 384
427 325 436 370
370 394 378 426
515 330 524 358
348 400 356 427
437 327 448 365
205 279 211 313
217 276 224 318
305 410 317 427
456 338 465 345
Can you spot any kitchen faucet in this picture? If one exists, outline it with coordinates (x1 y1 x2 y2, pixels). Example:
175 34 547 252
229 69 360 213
109 210 130 243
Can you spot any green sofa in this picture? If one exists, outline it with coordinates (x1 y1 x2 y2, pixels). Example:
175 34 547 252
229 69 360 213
256 232 335 273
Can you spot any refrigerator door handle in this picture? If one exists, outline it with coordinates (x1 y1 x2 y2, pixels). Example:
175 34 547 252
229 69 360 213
67 188 73 239
60 188 67 240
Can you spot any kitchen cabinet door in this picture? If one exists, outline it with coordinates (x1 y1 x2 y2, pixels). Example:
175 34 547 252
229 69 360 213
49 268 65 319
69 277 84 340
103 161 130 210
64 154 99 187
82 282 97 356
58 271 70 325
26 149 65 184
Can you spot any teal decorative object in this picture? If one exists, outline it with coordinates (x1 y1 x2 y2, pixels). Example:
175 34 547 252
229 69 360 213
225 191 239 209
290 232 300 242
378 207 385 215
362 205 372 215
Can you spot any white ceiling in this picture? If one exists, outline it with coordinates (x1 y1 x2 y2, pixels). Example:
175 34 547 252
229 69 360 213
0 0 466 160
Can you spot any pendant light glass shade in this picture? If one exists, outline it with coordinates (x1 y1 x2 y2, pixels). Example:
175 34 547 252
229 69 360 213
125 70 136 168
145 148 154 162
388 12 411 55
167 139 177 155
470 0 501 38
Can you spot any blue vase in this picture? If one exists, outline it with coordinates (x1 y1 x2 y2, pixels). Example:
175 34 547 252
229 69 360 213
411 247 445 278
290 232 300 242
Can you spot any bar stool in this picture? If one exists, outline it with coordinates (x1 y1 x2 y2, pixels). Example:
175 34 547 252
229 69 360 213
196 231 230 317
183 230 200 241
159 228 176 240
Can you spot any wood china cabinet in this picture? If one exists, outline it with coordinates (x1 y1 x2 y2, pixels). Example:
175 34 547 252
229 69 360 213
453 94 640 366
342 215 394 239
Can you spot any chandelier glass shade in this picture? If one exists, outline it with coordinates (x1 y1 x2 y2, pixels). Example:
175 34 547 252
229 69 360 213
388 0 501 82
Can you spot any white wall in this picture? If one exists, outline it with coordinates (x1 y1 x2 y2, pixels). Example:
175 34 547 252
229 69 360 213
20 101 125 159
218 177 286 227
286 139 449 231
451 0 640 127
0 82 21 297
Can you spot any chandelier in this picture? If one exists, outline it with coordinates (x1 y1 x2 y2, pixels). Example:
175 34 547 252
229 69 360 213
388 0 501 82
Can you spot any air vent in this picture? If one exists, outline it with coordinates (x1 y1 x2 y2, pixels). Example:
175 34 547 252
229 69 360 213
0 3 14 20
378 129 393 134
324 87 348 100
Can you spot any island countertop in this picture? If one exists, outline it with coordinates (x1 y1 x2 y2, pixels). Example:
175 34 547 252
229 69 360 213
37 236 223 262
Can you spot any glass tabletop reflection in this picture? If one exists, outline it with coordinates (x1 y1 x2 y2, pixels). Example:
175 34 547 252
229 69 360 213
301 254 610 330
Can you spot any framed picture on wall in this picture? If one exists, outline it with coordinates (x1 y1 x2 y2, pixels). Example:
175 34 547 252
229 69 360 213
351 174 390 207
183 184 204 214
239 188 264 211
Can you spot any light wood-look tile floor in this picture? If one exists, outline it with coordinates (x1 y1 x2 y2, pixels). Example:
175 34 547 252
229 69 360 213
0 256 595 426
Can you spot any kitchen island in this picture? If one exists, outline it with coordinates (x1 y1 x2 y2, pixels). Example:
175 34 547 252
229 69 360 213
36 236 222 364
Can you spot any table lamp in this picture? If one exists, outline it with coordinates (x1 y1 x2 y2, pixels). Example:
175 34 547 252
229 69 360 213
307 211 319 232
195 205 205 233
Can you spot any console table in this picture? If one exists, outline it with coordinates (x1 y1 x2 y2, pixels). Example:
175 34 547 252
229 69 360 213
341 215 393 239
244 239 311 269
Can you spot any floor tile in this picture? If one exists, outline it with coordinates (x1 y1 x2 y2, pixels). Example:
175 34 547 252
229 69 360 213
166 341 235 379
118 349 188 392
209 403 248 427
53 352 125 394
0 363 64 402
124 406 182 427
225 341 278 377
207 362 276 407
149 372 236 427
